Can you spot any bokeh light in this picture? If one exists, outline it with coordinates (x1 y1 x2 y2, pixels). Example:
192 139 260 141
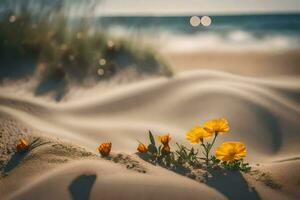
107 40 115 49
9 15 16 23
201 16 212 27
189 16 201 27
99 58 106 66
97 68 105 76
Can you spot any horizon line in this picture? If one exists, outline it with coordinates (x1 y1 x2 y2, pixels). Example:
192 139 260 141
95 10 300 17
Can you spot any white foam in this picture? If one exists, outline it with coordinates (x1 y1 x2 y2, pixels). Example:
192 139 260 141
104 25 300 53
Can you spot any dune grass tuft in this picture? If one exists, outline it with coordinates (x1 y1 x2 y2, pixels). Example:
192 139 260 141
0 2 173 98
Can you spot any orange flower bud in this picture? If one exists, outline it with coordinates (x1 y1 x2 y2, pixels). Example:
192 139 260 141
159 134 171 145
98 142 112 157
137 143 148 153
16 139 29 153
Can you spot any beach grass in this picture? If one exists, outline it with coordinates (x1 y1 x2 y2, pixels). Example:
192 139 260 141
0 3 173 85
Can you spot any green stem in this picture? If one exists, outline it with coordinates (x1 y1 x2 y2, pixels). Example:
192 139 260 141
202 132 219 167
208 132 218 154
201 141 209 166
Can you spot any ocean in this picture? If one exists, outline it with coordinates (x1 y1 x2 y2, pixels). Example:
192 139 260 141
98 14 300 52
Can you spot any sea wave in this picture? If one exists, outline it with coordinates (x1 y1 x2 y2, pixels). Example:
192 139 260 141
160 31 300 53
105 25 300 53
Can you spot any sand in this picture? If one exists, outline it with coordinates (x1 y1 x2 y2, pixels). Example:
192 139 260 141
164 50 300 77
1 52 300 199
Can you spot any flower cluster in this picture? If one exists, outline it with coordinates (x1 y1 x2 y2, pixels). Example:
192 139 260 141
186 118 231 165
14 119 249 173
137 131 173 166
136 118 251 172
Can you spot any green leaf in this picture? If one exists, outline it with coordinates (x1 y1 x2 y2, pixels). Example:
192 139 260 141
148 144 157 154
30 138 40 146
149 130 156 146
158 145 162 155
30 141 51 150
182 147 188 157
190 147 194 155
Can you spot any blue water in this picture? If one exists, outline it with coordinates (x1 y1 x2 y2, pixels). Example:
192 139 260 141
98 14 300 51
99 14 300 34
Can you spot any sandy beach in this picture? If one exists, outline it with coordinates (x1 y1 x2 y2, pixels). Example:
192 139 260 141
1 55 300 199
1 3 300 199
164 50 300 77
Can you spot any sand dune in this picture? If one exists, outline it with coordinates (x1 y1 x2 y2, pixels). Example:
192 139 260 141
0 70 299 159
7 160 225 200
1 70 300 199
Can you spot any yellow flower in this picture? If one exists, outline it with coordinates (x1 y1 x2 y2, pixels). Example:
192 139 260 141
203 118 230 134
98 142 112 157
186 126 212 144
137 143 148 153
215 141 246 161
159 134 171 145
16 139 29 153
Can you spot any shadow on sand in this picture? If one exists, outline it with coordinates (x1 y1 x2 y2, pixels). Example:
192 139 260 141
205 169 261 200
137 153 261 200
69 174 97 200
4 151 29 174
34 78 68 102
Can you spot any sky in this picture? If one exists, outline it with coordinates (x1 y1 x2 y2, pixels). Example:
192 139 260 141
96 0 300 16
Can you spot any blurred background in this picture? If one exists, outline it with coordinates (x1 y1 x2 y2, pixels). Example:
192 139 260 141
1 0 300 100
